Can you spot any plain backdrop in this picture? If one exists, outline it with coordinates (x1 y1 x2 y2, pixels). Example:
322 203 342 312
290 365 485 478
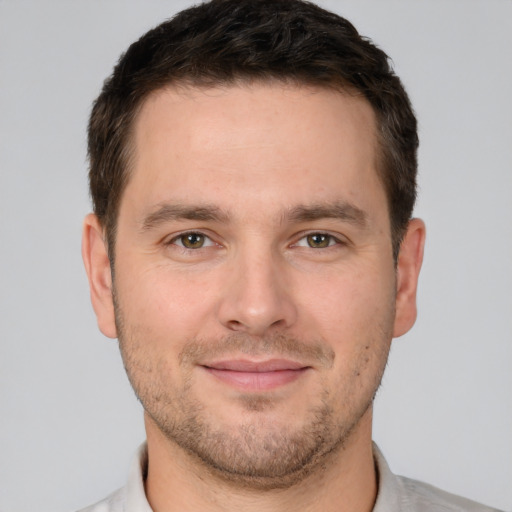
0 1 511 511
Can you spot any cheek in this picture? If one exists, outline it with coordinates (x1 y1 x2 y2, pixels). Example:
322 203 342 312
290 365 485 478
300 264 395 388
115 262 219 346
300 263 396 337
114 267 213 397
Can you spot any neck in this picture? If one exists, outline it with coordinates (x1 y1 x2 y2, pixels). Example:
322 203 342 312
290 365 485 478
144 409 377 512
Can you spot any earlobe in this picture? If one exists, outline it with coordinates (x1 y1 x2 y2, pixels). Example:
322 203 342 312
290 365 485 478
82 214 118 339
393 218 426 338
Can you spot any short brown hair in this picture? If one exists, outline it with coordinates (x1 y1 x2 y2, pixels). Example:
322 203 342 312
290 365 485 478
88 0 418 260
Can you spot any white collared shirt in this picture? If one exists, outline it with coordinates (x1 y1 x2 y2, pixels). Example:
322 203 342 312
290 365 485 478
77 443 503 512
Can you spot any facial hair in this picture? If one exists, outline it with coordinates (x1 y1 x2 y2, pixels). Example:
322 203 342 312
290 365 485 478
114 296 393 490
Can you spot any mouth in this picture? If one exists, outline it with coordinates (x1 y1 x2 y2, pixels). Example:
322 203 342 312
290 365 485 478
201 359 311 391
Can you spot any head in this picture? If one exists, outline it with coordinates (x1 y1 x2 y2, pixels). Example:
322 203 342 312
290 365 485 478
88 0 418 263
83 0 425 490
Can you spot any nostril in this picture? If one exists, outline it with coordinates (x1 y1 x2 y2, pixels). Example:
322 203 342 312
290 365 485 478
217 274 298 335
270 318 286 329
226 317 287 334
227 320 244 331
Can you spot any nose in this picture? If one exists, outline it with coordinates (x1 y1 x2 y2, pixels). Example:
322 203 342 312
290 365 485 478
217 247 298 336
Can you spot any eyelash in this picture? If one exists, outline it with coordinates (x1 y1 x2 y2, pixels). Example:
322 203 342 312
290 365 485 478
166 231 344 251
167 231 217 250
293 232 343 249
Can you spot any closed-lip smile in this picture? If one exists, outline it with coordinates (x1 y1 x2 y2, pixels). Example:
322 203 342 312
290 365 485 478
201 358 311 391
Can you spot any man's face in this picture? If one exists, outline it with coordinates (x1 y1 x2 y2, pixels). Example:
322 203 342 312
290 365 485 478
85 83 422 487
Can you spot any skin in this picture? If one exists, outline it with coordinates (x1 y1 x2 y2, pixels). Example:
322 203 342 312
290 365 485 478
83 83 425 512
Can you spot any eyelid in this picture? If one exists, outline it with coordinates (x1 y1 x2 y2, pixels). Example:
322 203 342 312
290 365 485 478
163 229 347 250
166 230 218 248
291 231 346 248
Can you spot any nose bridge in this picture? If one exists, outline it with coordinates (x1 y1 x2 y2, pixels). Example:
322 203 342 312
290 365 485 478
218 239 296 335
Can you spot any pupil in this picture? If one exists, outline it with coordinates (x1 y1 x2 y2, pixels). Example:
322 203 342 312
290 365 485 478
184 233 203 248
308 234 329 248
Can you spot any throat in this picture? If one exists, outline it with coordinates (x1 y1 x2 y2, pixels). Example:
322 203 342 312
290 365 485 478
143 409 377 512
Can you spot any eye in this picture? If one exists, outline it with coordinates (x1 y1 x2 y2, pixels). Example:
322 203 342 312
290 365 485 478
171 232 214 249
295 233 340 249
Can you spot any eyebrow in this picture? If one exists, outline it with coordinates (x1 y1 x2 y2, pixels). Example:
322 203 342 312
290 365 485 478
140 203 229 232
285 201 368 227
140 200 368 232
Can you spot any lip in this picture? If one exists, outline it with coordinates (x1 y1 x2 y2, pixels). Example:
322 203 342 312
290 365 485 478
202 359 310 391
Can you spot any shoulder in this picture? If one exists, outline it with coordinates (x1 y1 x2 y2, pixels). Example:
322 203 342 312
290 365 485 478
373 443 503 512
75 486 126 512
75 443 150 512
396 475 504 512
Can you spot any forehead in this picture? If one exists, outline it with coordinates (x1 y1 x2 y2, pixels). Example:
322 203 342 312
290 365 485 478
124 83 384 220
134 83 377 157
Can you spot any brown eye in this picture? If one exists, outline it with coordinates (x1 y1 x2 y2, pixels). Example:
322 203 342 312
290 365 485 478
306 233 331 248
180 233 205 249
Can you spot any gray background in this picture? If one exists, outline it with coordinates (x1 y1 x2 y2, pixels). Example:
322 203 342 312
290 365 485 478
0 1 511 511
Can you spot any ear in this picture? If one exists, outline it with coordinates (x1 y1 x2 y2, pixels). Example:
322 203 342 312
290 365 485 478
393 218 426 338
82 213 118 339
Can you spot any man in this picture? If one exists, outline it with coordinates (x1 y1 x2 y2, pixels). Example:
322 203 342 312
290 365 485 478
80 1 501 511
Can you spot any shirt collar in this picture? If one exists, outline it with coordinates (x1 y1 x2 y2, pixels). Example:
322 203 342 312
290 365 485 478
125 442 402 512
125 443 152 512
372 442 405 512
